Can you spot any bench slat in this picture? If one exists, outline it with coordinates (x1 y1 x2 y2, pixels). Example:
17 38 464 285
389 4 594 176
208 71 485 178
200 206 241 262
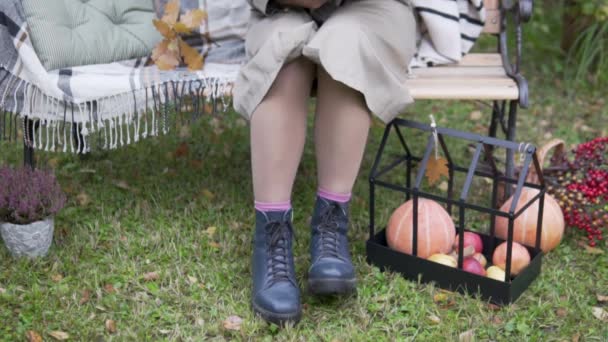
407 53 518 100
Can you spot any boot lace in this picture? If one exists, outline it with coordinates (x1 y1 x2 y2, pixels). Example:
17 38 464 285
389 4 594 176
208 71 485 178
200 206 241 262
317 203 344 260
266 220 294 287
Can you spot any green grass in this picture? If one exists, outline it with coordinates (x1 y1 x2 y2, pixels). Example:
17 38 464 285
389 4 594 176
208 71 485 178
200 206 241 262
1 4 607 341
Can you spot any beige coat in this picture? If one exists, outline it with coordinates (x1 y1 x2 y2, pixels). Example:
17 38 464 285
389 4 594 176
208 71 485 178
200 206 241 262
234 0 417 123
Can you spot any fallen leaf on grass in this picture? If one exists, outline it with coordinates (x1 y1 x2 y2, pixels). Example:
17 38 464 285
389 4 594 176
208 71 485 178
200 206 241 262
187 275 198 285
79 289 91 305
48 157 60 169
105 319 117 334
469 110 483 121
174 142 190 158
200 189 215 200
51 274 64 282
433 293 448 303
426 157 449 186
205 226 217 238
143 272 160 282
209 241 221 249
223 315 243 331
459 329 475 342
571 333 580 342
49 331 69 340
179 125 191 139
428 314 441 324
584 245 604 254
492 316 503 324
26 331 43 342
556 308 568 317
114 180 130 191
76 192 90 207
592 307 608 322
597 294 608 303
104 284 116 293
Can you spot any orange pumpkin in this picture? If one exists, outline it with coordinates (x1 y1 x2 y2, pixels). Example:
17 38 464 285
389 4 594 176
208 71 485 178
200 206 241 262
496 189 564 252
387 199 455 259
495 139 566 252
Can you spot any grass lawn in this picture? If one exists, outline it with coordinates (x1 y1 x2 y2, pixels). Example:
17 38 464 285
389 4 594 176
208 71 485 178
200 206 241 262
1 4 607 342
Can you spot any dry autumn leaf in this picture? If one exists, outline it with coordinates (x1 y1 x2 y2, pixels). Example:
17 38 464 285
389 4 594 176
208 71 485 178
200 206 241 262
592 307 608 322
174 142 190 158
26 331 43 342
105 319 117 334
161 0 180 25
173 22 191 34
104 284 116 293
179 39 204 71
76 192 90 207
428 314 441 324
181 9 207 29
426 156 449 186
459 329 475 342
51 274 64 282
49 331 69 341
153 19 175 39
223 315 243 331
79 289 91 305
597 294 608 303
143 272 160 282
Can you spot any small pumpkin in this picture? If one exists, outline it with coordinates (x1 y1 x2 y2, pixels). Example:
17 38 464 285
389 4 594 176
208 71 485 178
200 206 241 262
387 198 455 259
495 139 565 252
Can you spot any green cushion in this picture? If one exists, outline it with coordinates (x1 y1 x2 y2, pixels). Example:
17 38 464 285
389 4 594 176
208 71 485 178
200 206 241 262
22 0 162 70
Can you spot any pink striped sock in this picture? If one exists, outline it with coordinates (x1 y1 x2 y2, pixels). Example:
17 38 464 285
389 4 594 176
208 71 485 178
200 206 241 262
318 188 352 204
255 200 292 212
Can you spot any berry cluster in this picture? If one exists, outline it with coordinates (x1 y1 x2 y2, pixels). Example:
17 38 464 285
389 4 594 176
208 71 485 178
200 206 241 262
546 137 608 247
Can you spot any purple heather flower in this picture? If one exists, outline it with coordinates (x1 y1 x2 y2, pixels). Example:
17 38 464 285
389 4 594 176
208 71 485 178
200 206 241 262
0 166 66 224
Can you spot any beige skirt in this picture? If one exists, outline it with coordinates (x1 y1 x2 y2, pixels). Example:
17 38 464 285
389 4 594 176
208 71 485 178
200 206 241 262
233 0 417 123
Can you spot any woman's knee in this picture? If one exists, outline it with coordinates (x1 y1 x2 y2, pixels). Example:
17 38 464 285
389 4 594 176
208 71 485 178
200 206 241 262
267 57 316 100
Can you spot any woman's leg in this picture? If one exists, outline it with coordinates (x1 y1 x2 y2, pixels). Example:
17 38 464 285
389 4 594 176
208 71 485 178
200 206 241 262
249 57 315 325
314 66 371 196
250 57 316 205
307 66 370 295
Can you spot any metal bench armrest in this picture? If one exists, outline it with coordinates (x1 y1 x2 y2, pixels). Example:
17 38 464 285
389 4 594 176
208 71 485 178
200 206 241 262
499 0 533 108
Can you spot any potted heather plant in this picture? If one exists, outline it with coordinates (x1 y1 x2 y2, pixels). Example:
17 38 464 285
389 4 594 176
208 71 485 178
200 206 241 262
0 166 66 258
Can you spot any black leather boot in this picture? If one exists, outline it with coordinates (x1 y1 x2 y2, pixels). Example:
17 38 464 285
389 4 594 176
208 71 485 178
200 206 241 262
308 197 356 295
251 210 301 325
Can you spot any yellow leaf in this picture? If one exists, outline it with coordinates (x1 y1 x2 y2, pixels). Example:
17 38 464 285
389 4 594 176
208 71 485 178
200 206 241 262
76 192 90 207
153 19 175 39
156 52 180 71
49 331 69 341
205 226 217 238
181 9 207 29
173 22 191 34
26 331 43 342
428 314 441 324
161 0 180 25
51 273 64 282
425 156 449 186
179 39 204 71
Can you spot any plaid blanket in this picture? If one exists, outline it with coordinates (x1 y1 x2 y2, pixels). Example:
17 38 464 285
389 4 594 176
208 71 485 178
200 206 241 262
0 0 247 153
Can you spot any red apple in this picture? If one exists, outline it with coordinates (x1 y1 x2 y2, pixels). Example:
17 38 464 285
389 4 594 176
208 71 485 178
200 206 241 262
462 257 486 276
454 232 484 254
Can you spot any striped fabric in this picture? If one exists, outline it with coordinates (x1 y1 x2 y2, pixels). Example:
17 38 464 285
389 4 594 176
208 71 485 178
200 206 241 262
410 0 486 67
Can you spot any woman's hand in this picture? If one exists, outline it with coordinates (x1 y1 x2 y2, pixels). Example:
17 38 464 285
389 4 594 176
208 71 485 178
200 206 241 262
276 0 331 10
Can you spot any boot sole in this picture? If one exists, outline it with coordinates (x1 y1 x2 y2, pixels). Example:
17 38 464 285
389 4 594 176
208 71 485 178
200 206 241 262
308 278 357 296
252 301 302 326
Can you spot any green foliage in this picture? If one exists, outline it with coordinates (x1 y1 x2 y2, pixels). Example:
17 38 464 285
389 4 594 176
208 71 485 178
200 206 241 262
565 0 608 87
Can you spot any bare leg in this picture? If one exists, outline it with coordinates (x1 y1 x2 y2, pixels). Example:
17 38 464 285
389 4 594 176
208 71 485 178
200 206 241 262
250 57 316 203
314 67 371 195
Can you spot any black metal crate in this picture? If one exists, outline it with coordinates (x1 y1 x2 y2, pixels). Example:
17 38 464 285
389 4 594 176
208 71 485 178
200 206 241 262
367 118 546 305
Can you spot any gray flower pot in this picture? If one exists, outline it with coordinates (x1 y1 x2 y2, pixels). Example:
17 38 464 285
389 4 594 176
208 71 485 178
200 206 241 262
0 218 54 258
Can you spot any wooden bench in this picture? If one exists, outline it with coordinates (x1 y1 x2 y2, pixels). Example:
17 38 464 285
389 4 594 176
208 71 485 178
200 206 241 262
406 0 532 178
21 0 532 177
